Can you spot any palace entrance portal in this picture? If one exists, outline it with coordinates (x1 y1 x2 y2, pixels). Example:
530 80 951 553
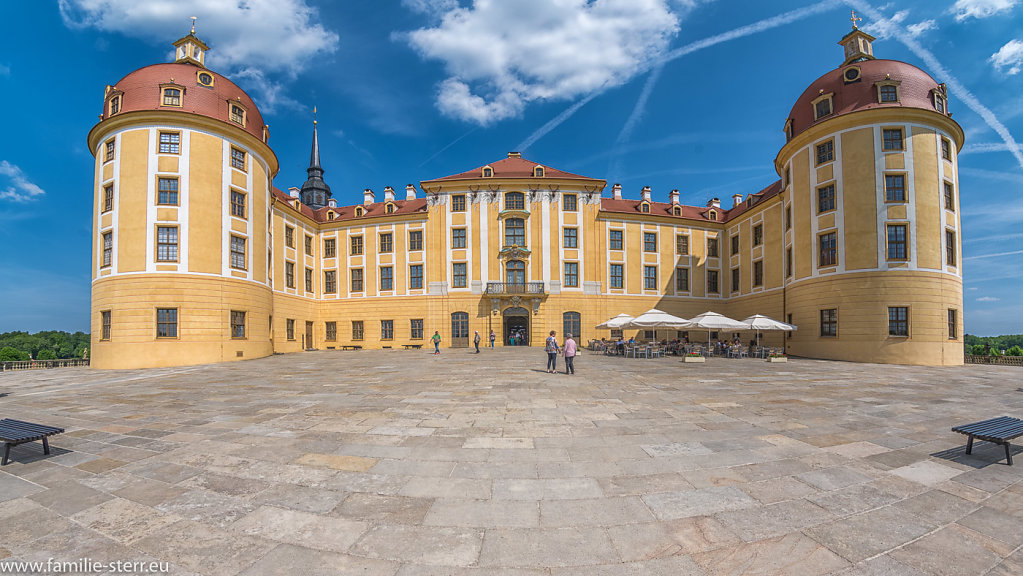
503 307 529 346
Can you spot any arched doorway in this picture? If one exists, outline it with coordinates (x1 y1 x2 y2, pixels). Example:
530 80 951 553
503 306 529 346
451 312 469 348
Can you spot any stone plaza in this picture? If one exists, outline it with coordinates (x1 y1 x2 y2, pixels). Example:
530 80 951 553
1 349 1021 575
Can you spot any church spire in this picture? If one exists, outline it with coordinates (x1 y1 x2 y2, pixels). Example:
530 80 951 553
299 108 332 210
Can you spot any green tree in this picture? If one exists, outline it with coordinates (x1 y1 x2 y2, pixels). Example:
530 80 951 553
0 347 30 361
36 349 57 360
1007 346 1023 357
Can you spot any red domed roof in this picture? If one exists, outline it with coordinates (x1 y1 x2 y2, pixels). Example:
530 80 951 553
102 62 265 141
787 59 947 140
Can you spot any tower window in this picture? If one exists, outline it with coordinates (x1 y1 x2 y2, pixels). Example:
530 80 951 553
231 190 246 218
101 310 111 340
162 88 182 107
350 269 363 292
887 224 908 260
882 128 903 151
108 95 121 116
817 184 835 213
812 94 833 120
933 92 946 114
231 310 246 339
104 139 115 163
157 308 178 338
753 224 763 247
944 182 955 211
879 84 898 103
941 138 952 161
285 261 295 288
230 104 246 126
156 226 178 262
230 235 246 270
103 185 114 213
102 231 113 267
884 174 906 202
816 140 834 165
819 232 837 267
820 309 837 337
888 307 909 337
946 230 957 266
230 147 246 171
159 132 180 154
380 266 393 291
157 177 179 205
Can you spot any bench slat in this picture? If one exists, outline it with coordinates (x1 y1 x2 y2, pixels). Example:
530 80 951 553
959 423 1023 438
952 416 1016 430
970 424 1023 442
0 419 65 434
953 417 1020 436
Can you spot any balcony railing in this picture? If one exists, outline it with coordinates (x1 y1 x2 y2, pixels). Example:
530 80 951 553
485 282 545 295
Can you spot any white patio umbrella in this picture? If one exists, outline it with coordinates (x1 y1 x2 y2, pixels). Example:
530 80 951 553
687 311 748 348
741 314 797 347
595 313 634 330
622 309 693 341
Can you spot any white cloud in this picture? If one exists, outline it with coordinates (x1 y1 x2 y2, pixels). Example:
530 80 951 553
863 10 935 39
906 20 937 36
0 161 45 203
403 0 681 125
991 39 1023 75
977 296 1000 301
951 0 1018 21
58 0 338 112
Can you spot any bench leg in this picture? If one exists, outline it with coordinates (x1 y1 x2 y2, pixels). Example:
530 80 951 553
43 437 51 455
2 443 10 466
966 435 974 455
1006 442 1013 466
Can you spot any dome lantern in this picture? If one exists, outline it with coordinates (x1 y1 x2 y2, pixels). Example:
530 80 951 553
172 17 209 68
838 11 875 65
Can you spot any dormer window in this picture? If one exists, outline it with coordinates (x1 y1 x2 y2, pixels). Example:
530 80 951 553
385 203 396 214
933 91 947 114
875 80 900 104
108 95 121 116
482 166 494 178
533 166 544 177
161 86 182 107
640 202 651 213
746 197 755 208
708 210 717 221
783 119 793 142
355 206 364 217
812 93 833 120
327 211 335 220
230 103 246 126
672 205 681 216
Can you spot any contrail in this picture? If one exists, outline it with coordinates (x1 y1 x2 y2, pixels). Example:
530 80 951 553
965 249 1023 261
517 0 841 152
845 0 1023 170
419 127 478 167
608 62 665 184
959 142 1022 155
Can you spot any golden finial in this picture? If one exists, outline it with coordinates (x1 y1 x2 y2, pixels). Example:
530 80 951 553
313 106 317 125
190 16 197 35
850 10 862 29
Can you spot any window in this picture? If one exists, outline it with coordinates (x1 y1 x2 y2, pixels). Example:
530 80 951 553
731 235 740 255
230 104 245 125
483 167 493 177
350 236 363 255
157 226 178 262
409 264 423 289
101 310 111 340
352 321 364 341
505 218 525 246
108 96 121 116
933 92 946 114
726 268 738 293
285 261 295 288
644 232 657 252
324 270 336 293
753 224 763 247
563 228 577 248
304 235 313 255
229 190 246 218
563 312 581 341
708 210 717 222
707 238 719 258
672 206 681 216
452 263 467 288
609 230 623 250
707 270 719 293
386 203 395 214
882 128 903 151
610 264 623 289
231 147 246 170
675 267 689 291
324 238 336 258
816 140 834 165
820 309 837 337
814 97 832 119
451 228 466 249
887 225 907 260
786 206 792 230
888 307 908 336
563 194 577 211
884 174 906 202
351 269 363 292
162 87 181 106
380 266 393 290
104 139 115 162
819 232 837 267
287 319 295 340
157 308 177 338
564 262 578 287
285 226 295 248
411 319 424 340
304 268 313 292
505 192 525 210
753 260 763 286
640 203 650 213
159 132 180 154
944 182 955 211
506 260 525 284
941 138 952 162
355 207 364 217
643 266 657 290
381 320 393 340
230 310 246 339
818 184 835 213
409 230 423 251
157 177 178 205
451 194 466 211
676 235 689 255
325 321 337 341
946 230 957 266
786 247 793 277
879 84 898 102
948 309 958 340
535 166 545 178
102 231 113 267
230 236 246 270
784 167 791 187
376 233 392 253
103 185 114 212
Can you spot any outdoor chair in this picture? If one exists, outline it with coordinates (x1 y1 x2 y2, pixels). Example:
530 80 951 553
1 419 65 465
952 416 1023 465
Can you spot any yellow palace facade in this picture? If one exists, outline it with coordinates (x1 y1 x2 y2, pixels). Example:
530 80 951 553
89 27 964 369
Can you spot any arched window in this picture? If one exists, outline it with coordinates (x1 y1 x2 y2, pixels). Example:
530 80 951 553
534 166 544 177
482 166 493 177
505 218 525 246
563 312 581 341
672 206 681 216
355 206 364 217
505 192 525 210
506 260 525 284
640 202 650 213
386 203 395 214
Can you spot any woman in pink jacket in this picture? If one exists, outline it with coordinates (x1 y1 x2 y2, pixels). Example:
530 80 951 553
562 333 577 375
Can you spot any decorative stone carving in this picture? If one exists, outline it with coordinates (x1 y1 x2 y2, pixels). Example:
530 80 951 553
531 298 542 314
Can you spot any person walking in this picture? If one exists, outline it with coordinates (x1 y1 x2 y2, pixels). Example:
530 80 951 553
563 333 577 375
473 331 481 353
431 331 442 355
489 330 496 348
545 330 560 373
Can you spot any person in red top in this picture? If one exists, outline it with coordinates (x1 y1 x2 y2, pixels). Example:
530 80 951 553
562 333 577 375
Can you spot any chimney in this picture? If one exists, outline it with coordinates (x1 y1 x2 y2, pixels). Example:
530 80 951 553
612 183 622 200
288 187 300 199
405 184 417 201
669 189 679 204
641 186 652 202
363 188 375 205
383 186 394 202
507 151 521 158
732 193 743 208
707 197 721 209
327 198 337 208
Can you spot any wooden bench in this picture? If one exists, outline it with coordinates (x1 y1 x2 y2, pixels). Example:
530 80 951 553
340 345 362 351
402 344 423 350
952 416 1023 465
1 419 65 465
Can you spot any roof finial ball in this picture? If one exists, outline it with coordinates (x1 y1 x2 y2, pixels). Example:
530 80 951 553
313 105 317 126
850 10 862 30
190 16 197 35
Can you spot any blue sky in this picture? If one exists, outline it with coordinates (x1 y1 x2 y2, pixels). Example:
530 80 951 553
1 0 1021 336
